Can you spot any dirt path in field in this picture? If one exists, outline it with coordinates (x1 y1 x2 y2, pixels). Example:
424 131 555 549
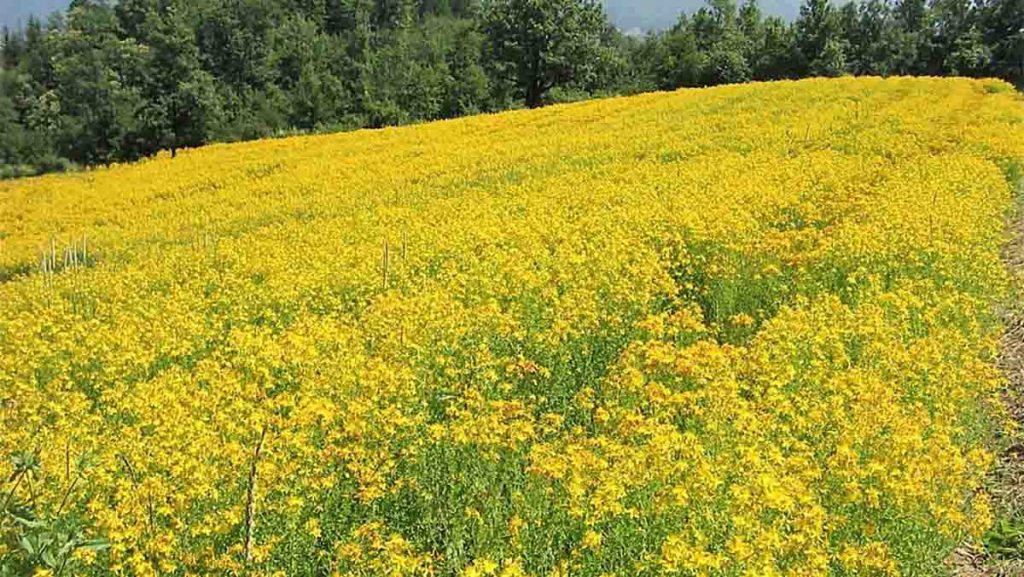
951 205 1024 577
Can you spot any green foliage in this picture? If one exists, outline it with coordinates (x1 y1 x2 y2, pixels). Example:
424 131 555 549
1 451 110 577
984 517 1024 559
0 0 1020 178
981 0 1024 87
482 0 611 108
796 0 844 75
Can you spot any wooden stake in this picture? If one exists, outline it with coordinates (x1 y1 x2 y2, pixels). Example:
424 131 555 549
382 239 390 290
243 424 268 563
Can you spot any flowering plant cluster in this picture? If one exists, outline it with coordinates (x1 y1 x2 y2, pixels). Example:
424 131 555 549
1 77 1023 576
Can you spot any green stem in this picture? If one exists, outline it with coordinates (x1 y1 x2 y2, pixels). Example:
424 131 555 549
0 470 26 513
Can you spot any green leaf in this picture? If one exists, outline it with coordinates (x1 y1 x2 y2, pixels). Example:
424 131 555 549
78 538 110 552
12 515 44 529
41 549 57 568
18 536 34 556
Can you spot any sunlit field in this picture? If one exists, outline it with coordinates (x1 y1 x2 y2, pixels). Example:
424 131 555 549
2 77 1023 576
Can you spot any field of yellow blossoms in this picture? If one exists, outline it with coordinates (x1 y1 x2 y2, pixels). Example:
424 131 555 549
2 77 1024 577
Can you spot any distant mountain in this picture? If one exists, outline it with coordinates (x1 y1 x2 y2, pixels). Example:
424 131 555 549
0 0 802 34
603 0 803 32
603 0 688 32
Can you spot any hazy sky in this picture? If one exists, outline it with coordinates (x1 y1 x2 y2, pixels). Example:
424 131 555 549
1 0 67 29
1 0 803 32
605 0 801 31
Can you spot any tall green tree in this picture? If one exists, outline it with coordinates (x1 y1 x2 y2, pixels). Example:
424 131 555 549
689 0 753 84
432 16 490 116
19 18 57 91
482 0 609 108
796 0 848 76
981 0 1024 86
842 0 899 75
50 1 146 165
141 4 220 157
891 0 933 73
1 27 25 69
272 14 346 129
656 17 707 88
194 0 276 91
752 16 800 79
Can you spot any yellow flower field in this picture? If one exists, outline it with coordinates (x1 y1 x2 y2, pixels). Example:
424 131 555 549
1 77 1024 576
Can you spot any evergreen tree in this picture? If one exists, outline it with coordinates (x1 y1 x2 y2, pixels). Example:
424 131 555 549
754 16 800 79
845 0 899 75
981 0 1024 86
892 0 933 73
796 0 847 76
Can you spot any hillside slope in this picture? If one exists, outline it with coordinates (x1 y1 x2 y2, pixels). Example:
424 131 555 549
1 78 1023 576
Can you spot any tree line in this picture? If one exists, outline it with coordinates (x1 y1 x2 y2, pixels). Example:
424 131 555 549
0 0 1021 178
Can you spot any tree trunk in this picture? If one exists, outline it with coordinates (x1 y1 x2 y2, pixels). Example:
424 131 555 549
526 82 542 108
526 50 544 108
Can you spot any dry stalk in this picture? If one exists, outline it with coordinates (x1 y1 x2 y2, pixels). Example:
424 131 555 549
244 424 269 564
382 238 391 290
